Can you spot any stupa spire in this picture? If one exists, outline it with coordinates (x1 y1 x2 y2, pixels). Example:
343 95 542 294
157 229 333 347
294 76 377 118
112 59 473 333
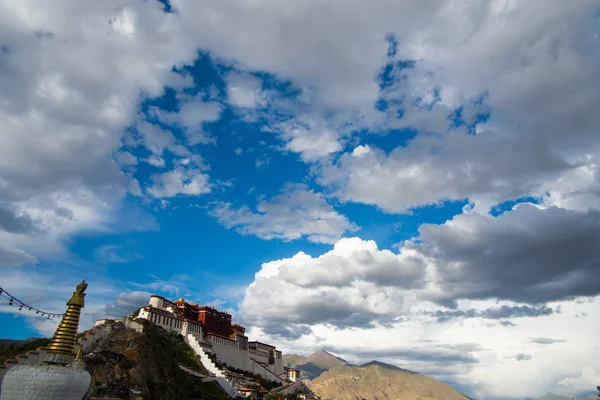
44 280 87 363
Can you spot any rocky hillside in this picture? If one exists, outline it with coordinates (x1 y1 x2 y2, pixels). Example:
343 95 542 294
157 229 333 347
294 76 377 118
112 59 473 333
82 319 228 400
306 363 469 400
282 353 307 367
283 349 349 380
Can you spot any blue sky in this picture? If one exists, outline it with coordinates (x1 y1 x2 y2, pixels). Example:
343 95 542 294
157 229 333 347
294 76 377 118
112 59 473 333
0 1 599 399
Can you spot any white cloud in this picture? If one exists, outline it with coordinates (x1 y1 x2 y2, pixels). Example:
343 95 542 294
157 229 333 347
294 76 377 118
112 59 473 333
0 244 37 267
115 151 138 166
169 0 599 216
148 96 222 145
556 367 600 393
0 0 206 265
318 130 570 214
276 119 343 162
210 183 358 244
226 72 267 109
92 290 151 320
147 167 211 198
94 244 142 264
239 234 600 398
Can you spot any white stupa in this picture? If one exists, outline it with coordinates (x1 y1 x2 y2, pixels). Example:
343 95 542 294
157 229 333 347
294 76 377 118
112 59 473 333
0 281 93 400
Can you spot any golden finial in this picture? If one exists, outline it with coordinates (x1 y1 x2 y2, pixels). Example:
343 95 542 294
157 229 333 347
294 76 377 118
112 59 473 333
45 280 87 361
75 344 83 360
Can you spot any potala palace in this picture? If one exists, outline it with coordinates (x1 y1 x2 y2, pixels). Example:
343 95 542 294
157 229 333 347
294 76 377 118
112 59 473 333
135 294 302 397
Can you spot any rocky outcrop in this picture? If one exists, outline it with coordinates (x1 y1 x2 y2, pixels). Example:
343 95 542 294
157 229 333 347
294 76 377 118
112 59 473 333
83 319 229 400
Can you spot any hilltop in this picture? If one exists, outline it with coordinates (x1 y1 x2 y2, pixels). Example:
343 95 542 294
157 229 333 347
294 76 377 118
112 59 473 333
81 320 228 400
284 350 471 399
284 349 349 380
306 363 469 400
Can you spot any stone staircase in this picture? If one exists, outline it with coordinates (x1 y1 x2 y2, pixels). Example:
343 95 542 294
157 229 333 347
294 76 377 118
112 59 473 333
185 334 241 398
249 358 286 383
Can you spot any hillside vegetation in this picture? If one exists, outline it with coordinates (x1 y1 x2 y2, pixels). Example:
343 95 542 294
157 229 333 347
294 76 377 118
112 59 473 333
0 337 51 364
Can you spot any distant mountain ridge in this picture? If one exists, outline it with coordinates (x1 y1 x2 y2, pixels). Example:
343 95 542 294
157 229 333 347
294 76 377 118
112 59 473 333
283 349 349 379
359 360 417 374
306 362 469 400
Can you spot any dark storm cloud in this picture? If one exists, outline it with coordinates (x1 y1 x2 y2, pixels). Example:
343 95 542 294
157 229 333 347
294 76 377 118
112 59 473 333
92 291 151 320
262 324 313 340
515 353 532 361
529 337 567 345
429 305 556 322
0 203 41 234
326 345 479 365
417 205 600 305
243 296 392 340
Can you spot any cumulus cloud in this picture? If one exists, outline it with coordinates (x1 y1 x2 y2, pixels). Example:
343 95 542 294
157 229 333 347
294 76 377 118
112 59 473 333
92 291 151 320
94 244 142 264
430 305 556 322
240 201 600 337
239 237 428 335
274 119 344 162
328 344 479 366
226 72 267 109
0 0 207 266
318 133 569 213
515 353 532 361
0 204 41 234
556 367 600 393
529 337 567 345
148 96 222 146
147 168 211 198
0 244 37 267
416 204 600 305
210 183 358 244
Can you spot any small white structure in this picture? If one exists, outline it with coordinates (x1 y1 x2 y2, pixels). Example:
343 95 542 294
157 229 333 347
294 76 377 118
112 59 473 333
285 366 301 382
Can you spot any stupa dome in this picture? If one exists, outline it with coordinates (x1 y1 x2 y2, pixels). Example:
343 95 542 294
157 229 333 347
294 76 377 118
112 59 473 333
0 364 92 400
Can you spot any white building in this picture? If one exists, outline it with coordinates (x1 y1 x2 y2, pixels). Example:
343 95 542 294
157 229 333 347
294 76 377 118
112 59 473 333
137 295 286 384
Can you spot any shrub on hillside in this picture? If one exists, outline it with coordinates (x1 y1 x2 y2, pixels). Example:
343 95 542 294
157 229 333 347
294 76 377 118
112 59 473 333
0 338 51 364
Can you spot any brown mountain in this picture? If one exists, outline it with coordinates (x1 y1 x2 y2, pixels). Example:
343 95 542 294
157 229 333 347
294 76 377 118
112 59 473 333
306 362 469 400
284 350 349 380
283 353 307 368
304 350 349 370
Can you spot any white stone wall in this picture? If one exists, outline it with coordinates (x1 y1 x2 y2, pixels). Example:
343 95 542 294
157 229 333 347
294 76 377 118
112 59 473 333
149 295 170 310
273 356 285 377
208 337 251 372
123 319 143 333
78 324 110 352
139 308 184 335
272 380 303 396
0 364 91 400
248 359 286 384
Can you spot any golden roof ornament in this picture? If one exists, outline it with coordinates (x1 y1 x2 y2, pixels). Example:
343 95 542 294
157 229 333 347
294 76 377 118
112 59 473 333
75 344 83 360
43 280 87 364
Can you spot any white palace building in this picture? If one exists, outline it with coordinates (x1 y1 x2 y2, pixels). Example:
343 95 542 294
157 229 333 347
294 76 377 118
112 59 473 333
134 295 299 396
